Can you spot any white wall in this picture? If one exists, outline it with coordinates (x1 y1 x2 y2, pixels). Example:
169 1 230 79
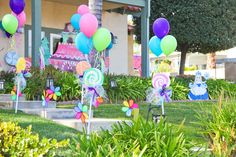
102 12 128 75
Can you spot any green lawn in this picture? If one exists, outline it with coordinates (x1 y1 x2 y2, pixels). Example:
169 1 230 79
0 101 216 144
0 110 78 141
58 101 216 143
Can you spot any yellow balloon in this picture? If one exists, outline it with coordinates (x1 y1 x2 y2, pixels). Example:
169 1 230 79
16 57 26 73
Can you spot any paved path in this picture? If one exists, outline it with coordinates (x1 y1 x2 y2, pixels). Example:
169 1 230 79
53 118 130 132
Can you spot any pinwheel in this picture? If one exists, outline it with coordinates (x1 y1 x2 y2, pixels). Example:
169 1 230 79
74 102 88 123
46 86 62 101
122 100 138 117
42 90 50 107
11 86 22 101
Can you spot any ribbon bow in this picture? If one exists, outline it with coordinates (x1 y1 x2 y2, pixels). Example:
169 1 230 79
158 84 172 102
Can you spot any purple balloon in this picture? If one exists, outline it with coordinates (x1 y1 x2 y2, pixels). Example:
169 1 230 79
153 18 170 38
10 0 25 15
5 31 12 38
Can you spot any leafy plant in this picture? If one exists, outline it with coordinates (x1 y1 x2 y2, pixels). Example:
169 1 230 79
196 101 236 157
70 118 198 157
0 121 68 156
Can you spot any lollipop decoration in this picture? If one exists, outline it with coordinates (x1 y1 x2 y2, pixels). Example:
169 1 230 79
83 68 104 87
146 73 172 115
152 73 171 89
122 100 139 117
74 102 88 123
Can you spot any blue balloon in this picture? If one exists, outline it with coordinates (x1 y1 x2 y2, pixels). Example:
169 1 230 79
149 36 162 56
75 32 93 54
107 42 113 50
70 14 81 30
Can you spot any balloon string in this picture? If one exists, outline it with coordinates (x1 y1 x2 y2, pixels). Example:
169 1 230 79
9 37 16 50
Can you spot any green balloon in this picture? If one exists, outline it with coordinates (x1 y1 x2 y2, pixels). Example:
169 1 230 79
2 14 18 35
160 35 177 56
93 28 111 52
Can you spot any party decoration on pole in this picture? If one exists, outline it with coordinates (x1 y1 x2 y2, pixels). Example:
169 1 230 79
75 32 93 54
70 14 81 31
76 61 91 77
122 100 139 117
146 73 172 116
2 14 18 35
16 57 26 73
153 18 170 39
4 51 19 66
188 71 209 100
83 68 104 87
11 86 22 101
77 5 90 15
9 0 25 15
149 36 162 57
42 90 50 107
93 28 112 52
74 102 88 123
80 13 98 38
160 35 177 56
152 73 170 89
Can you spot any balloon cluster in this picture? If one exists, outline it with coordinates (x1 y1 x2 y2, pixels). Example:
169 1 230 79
149 18 177 57
1 0 26 37
70 5 112 54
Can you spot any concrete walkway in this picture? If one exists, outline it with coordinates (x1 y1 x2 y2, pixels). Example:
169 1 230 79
53 118 129 132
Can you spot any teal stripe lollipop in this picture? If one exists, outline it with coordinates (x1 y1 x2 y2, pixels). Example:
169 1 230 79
83 68 104 87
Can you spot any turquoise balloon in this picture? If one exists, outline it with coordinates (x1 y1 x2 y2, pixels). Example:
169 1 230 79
93 28 111 52
160 35 177 56
70 14 81 30
2 14 18 35
75 32 93 54
149 36 162 56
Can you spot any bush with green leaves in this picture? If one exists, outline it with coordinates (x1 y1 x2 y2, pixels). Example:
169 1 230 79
196 101 236 157
0 71 15 94
0 121 68 156
70 118 198 157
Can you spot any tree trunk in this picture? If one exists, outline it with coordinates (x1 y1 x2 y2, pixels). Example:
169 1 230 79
207 52 216 69
89 0 103 27
179 49 188 75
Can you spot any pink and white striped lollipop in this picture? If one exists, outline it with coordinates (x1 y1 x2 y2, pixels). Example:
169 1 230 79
152 73 170 89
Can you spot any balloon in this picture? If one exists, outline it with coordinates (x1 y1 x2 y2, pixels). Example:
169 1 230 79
80 13 98 38
153 18 170 38
2 14 18 35
77 5 90 15
9 0 25 15
12 11 26 28
107 42 113 50
75 32 93 54
160 35 177 56
70 14 81 30
76 61 91 76
149 36 162 56
93 28 111 52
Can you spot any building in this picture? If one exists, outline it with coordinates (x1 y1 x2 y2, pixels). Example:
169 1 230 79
0 0 150 77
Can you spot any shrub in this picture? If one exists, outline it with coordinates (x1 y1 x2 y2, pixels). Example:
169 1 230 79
70 118 198 157
196 101 236 156
0 71 15 94
0 121 68 156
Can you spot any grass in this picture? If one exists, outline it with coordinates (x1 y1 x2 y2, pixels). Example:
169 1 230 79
58 101 215 143
0 110 78 141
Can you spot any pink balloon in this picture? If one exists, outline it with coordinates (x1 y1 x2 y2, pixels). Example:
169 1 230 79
12 11 26 28
80 13 98 38
77 5 90 15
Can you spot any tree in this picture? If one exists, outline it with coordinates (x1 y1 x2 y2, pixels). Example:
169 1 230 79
134 0 236 74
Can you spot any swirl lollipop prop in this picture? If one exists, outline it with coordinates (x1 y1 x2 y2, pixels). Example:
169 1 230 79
152 73 170 89
83 68 104 136
149 73 171 115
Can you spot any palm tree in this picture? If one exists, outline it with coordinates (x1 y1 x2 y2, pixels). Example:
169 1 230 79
88 0 103 27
